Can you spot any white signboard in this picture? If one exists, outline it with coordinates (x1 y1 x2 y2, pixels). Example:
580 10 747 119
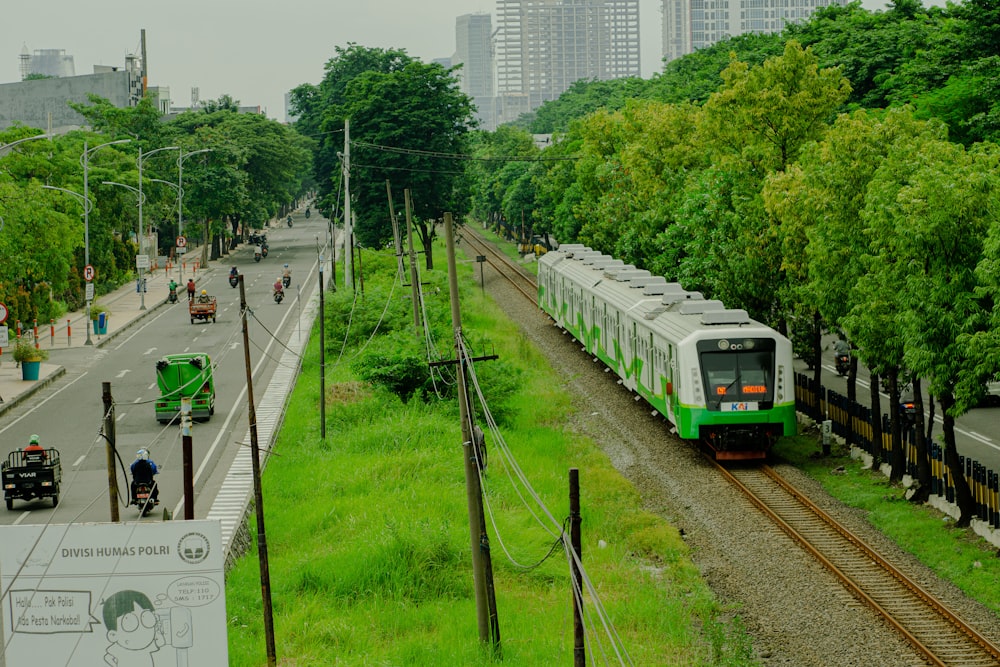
85 283 95 301
0 326 7 347
0 520 228 666
135 254 150 270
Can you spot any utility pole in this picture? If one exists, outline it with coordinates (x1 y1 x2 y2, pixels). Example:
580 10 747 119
386 180 405 284
181 397 194 520
570 468 585 666
238 275 277 666
319 249 326 440
343 118 353 291
404 190 420 336
102 382 120 523
443 213 501 654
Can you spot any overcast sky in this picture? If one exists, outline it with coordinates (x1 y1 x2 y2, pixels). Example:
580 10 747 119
2 0 903 123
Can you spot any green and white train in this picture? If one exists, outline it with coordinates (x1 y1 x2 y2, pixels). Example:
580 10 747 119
538 245 797 459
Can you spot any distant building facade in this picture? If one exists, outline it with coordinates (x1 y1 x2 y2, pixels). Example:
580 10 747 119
495 0 640 125
0 54 142 132
455 13 496 130
19 47 76 79
661 0 848 63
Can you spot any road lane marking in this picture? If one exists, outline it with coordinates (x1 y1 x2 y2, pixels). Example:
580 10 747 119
73 455 86 467
115 369 130 378
0 372 89 435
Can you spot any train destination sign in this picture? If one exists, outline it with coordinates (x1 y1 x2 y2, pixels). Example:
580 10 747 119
0 520 228 666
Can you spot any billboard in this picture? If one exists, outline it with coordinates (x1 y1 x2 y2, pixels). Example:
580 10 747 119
0 520 227 666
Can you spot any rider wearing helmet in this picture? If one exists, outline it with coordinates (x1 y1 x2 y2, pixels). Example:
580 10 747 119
23 434 46 463
130 449 159 502
198 289 211 304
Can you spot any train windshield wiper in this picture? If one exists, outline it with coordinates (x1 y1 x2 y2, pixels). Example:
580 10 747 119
717 376 740 406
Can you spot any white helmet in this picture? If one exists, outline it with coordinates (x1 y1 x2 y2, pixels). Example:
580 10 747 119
136 448 149 461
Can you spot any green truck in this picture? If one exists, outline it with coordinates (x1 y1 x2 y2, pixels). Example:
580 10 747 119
154 353 216 423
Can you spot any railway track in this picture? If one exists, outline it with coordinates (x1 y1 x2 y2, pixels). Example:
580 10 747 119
462 224 1000 666
458 226 537 301
720 464 1000 667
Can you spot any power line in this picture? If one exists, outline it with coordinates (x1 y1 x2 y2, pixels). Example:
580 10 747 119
351 140 580 162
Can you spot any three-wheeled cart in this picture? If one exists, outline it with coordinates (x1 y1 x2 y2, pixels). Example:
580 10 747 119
2 448 61 510
189 296 217 324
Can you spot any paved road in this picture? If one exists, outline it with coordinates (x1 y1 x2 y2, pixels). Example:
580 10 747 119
0 207 335 537
799 338 1000 472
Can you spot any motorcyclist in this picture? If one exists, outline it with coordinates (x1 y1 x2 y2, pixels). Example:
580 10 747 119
286 215 293 226
833 339 850 357
168 279 178 302
229 266 238 278
281 264 291 287
130 448 159 503
273 277 284 295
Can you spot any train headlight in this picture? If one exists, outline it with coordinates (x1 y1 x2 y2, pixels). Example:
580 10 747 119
743 339 756 349
718 339 729 350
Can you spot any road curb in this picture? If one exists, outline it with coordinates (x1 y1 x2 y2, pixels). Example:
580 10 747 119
0 365 68 418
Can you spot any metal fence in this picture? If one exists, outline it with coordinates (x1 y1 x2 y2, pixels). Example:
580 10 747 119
795 372 999 530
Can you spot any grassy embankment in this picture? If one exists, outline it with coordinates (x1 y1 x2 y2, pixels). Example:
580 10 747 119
225 242 757 665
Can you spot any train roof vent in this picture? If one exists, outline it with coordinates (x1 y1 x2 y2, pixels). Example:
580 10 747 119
588 258 625 270
701 309 752 325
661 290 704 306
603 264 636 278
642 281 684 296
560 244 590 252
678 300 725 315
569 250 602 261
613 269 651 282
580 255 614 266
628 276 667 289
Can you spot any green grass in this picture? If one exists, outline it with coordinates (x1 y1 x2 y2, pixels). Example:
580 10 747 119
774 434 1000 615
225 242 757 665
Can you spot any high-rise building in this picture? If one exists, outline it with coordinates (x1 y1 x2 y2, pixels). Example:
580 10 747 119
662 0 848 63
455 13 496 130
495 0 640 125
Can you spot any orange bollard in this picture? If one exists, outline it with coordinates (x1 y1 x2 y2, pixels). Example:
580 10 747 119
16 320 21 338
67 318 72 344
34 319 39 348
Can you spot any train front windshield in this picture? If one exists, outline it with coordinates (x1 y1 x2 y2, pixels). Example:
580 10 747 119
698 339 775 408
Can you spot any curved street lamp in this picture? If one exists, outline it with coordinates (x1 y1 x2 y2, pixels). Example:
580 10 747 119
102 180 148 309
0 133 51 155
135 146 178 311
42 138 129 345
176 149 212 285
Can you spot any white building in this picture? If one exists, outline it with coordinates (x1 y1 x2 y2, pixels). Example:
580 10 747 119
455 13 496 130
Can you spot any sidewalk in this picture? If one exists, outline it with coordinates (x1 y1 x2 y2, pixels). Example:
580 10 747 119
0 250 217 416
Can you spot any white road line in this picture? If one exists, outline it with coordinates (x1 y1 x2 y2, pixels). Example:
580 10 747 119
73 455 86 467
116 413 127 422
133 397 142 403
0 372 90 435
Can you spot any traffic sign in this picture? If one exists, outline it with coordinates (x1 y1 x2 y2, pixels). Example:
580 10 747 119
0 326 7 347
0 302 7 324
136 254 150 270
176 235 187 248
83 264 95 281
85 283 95 301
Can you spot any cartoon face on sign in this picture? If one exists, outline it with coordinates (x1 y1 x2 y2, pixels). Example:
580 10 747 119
102 590 164 666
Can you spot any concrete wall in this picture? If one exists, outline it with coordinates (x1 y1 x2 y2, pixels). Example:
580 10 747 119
0 70 142 132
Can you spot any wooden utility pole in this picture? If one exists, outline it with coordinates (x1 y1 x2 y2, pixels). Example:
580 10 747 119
319 250 326 440
102 382 120 523
404 189 420 335
239 275 277 666
444 214 501 653
343 119 353 291
570 468 585 666
386 180 405 284
181 397 194 520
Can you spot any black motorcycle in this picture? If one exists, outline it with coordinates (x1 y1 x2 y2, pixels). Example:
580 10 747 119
229 274 239 288
304 208 310 219
167 287 178 304
130 480 158 517
273 288 284 304
281 275 291 289
254 247 262 263
261 245 269 258
834 354 850 377
287 216 293 228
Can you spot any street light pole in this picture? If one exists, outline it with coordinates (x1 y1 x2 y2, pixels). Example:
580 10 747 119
41 185 93 341
0 133 51 155
176 149 211 286
81 138 130 344
136 146 178 310
102 181 146 307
